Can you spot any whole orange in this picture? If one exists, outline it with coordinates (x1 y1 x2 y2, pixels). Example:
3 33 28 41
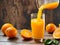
5 27 17 38
46 23 56 33
1 23 13 35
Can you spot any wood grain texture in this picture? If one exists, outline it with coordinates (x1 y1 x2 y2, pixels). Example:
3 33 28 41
0 30 53 45
0 30 60 45
0 0 60 29
0 0 38 29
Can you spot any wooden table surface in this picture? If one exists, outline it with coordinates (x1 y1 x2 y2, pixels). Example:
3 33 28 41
0 30 54 45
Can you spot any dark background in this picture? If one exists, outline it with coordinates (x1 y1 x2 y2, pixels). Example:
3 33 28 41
0 0 38 29
45 1 60 26
0 0 60 29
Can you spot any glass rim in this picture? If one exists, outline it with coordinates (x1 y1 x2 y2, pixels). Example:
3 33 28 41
44 0 59 4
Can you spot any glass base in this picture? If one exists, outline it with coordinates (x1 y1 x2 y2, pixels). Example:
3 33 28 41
34 38 44 43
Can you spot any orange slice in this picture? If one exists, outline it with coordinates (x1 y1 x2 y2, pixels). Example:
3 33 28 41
20 29 32 39
53 28 60 39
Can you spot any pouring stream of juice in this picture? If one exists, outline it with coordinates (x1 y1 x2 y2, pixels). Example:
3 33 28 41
37 2 59 20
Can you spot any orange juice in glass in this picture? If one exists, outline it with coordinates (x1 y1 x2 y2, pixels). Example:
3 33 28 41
31 13 45 42
31 18 44 39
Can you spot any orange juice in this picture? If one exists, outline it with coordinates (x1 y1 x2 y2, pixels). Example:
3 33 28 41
44 2 58 9
31 2 59 40
31 19 44 39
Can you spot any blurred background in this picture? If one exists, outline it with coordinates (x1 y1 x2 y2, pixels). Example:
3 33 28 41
0 0 60 29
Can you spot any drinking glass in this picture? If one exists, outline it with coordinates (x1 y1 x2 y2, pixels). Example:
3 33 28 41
31 13 45 42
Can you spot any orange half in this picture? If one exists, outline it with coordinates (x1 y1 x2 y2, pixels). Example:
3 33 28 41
53 28 60 39
20 29 32 39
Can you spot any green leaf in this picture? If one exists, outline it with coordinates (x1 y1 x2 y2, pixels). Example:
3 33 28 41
44 39 52 45
52 40 59 45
